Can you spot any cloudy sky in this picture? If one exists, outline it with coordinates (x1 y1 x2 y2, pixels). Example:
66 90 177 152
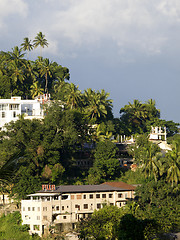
0 0 180 123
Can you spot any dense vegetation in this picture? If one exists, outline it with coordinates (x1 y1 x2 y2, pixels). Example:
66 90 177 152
0 211 40 240
0 33 179 239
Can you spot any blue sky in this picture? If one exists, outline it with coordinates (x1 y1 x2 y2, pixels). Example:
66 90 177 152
0 0 179 123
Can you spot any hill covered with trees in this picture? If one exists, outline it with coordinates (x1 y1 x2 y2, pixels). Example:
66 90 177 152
0 33 179 239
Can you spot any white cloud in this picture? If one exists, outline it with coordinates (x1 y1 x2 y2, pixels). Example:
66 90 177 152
2 0 180 59
45 0 180 57
0 0 28 29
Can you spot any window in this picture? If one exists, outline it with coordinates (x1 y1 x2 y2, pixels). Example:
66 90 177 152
62 195 68 200
37 216 40 220
118 193 122 198
71 195 74 200
1 112 5 118
83 195 86 199
75 205 80 210
77 195 82 199
109 194 113 198
84 204 88 209
0 104 8 110
56 206 59 211
97 204 101 209
43 216 47 220
54 196 58 200
62 206 64 210
23 207 25 211
102 194 106 198
13 111 16 118
110 203 114 206
89 194 93 199
43 207 47 211
32 207 35 211
38 207 40 211
9 104 19 110
63 216 67 219
96 194 100 198
28 207 30 211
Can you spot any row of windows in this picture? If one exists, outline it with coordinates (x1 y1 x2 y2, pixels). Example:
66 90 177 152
71 193 123 200
0 111 17 118
0 104 20 110
75 203 114 210
23 206 41 211
24 215 40 220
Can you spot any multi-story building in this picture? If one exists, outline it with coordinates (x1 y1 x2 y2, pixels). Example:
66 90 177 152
21 182 136 236
0 94 50 129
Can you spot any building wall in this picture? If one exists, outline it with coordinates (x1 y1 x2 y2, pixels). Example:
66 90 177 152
0 97 44 129
21 189 134 236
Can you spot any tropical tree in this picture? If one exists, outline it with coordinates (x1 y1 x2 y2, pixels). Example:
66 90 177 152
30 81 44 99
83 88 112 123
87 140 120 183
21 37 33 59
130 135 162 181
38 58 53 93
165 140 180 186
33 32 48 56
64 83 82 109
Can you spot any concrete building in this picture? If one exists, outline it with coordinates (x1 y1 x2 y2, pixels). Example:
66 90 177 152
21 182 136 236
0 94 50 129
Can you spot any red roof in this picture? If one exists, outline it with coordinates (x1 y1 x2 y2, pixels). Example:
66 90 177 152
102 181 136 191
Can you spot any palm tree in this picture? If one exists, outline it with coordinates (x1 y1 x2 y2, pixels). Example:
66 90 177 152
6 47 27 85
38 58 53 93
165 141 180 186
120 99 148 133
33 32 48 57
30 81 44 99
134 141 162 181
21 37 33 59
0 153 20 184
64 83 82 109
84 88 111 122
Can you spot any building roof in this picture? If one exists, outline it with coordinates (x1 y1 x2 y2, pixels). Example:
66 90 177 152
37 182 135 194
102 182 136 191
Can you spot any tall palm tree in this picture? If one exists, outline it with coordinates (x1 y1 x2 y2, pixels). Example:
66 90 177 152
165 141 180 186
38 58 53 93
21 37 33 59
6 47 27 85
33 32 48 57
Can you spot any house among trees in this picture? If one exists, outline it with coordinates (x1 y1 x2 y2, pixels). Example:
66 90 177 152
21 182 136 236
0 94 50 129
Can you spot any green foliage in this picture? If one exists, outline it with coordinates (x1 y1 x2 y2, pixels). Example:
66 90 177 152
135 180 180 232
0 104 91 198
0 212 40 239
87 140 121 183
118 168 147 184
77 205 162 240
119 99 179 136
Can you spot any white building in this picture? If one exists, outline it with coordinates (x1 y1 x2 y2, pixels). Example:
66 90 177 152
0 94 50 129
21 182 136 236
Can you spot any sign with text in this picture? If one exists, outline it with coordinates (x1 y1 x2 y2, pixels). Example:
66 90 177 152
42 185 56 191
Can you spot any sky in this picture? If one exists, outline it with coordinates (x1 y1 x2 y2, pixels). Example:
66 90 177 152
0 0 180 123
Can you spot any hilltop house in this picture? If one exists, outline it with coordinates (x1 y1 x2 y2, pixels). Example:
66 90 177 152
21 182 136 236
0 94 50 129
